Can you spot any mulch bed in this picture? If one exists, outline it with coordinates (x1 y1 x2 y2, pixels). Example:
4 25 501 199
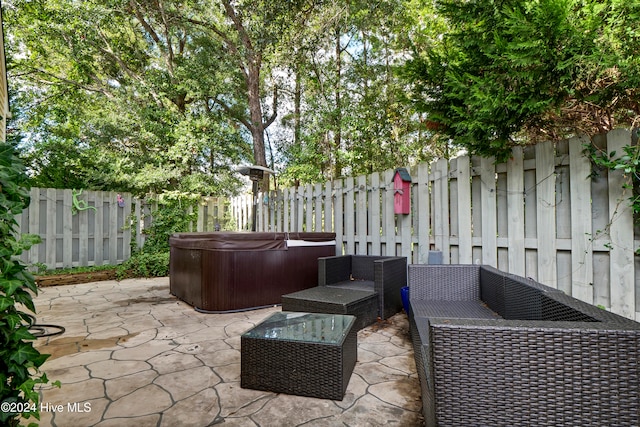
35 270 118 287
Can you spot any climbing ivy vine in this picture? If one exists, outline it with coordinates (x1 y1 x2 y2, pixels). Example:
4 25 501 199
0 143 55 426
586 130 640 254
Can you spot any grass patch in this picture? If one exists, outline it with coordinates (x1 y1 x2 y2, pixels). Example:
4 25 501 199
33 263 120 276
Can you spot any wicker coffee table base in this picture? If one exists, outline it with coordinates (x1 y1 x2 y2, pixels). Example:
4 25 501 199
241 312 357 400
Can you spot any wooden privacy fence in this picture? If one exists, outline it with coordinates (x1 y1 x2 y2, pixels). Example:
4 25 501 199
238 129 639 320
15 190 229 270
16 189 136 269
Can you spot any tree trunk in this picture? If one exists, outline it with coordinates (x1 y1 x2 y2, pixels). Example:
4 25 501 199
294 68 301 146
248 65 267 168
333 28 342 179
221 0 272 191
247 62 270 191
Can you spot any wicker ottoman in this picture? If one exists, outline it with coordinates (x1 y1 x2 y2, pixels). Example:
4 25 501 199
282 286 379 331
241 311 357 400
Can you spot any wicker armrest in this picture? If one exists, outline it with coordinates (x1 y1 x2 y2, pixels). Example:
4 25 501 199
318 255 352 286
374 257 408 319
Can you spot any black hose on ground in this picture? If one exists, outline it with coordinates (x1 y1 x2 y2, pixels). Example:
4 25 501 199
24 314 66 338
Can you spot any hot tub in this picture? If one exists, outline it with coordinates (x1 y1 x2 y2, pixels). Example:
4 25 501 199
169 232 337 312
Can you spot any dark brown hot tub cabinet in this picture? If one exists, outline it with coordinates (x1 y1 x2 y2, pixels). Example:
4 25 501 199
169 232 337 313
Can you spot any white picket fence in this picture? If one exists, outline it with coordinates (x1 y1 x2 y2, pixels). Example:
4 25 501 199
15 190 229 269
237 129 639 320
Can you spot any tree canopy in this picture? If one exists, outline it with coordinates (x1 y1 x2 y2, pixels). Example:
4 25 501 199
6 1 257 194
404 0 640 160
3 0 639 193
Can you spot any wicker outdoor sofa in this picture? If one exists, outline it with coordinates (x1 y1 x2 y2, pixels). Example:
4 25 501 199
408 264 640 427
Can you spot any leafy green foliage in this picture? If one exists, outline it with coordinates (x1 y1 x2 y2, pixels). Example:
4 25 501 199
403 0 640 160
116 252 170 279
140 193 199 253
0 143 54 426
6 0 448 191
117 192 198 278
6 0 251 196
275 0 438 185
13 0 640 191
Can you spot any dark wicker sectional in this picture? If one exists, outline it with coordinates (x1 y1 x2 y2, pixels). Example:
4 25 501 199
408 264 640 427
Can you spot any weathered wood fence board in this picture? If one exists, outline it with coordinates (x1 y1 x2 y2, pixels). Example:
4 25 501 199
607 129 636 319
17 189 134 269
195 196 229 232
236 130 638 320
569 136 594 303
16 191 231 270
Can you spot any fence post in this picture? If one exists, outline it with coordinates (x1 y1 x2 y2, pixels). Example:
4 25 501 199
334 178 344 255
383 169 395 256
370 172 381 256
356 175 367 254
416 163 430 264
122 192 133 261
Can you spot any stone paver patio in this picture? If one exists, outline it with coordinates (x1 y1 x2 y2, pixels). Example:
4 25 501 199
31 277 423 426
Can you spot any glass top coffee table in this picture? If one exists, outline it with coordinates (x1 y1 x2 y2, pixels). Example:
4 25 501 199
241 311 357 400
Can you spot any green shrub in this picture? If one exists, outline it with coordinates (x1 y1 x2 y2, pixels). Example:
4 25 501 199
116 251 170 279
141 192 198 253
0 143 57 426
117 192 198 279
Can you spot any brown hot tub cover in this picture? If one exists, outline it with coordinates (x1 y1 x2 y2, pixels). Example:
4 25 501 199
169 232 337 312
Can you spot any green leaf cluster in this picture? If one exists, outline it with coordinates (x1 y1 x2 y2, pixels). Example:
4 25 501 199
141 193 199 254
275 0 441 185
403 0 640 160
0 143 52 427
6 0 457 189
116 251 170 279
116 192 199 278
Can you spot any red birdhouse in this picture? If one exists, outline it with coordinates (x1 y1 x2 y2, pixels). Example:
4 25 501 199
393 168 411 215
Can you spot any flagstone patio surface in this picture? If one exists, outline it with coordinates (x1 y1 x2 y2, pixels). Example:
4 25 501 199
31 277 423 426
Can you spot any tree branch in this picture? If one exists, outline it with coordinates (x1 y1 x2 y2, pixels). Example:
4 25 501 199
91 33 164 108
129 0 161 44
156 0 175 77
28 68 114 98
178 15 249 80
212 97 252 131
221 0 255 58
263 86 278 128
